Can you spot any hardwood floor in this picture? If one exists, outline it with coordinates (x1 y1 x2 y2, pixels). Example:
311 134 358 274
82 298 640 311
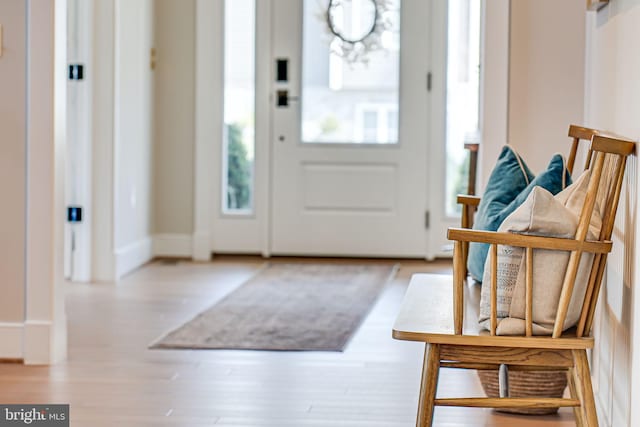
0 257 576 426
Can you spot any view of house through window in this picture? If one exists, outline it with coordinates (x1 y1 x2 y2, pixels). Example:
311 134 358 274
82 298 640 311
223 0 256 213
445 0 481 216
301 0 401 144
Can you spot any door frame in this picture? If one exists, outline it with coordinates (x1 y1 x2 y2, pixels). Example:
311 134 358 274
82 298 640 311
197 0 449 260
65 0 94 282
427 0 453 259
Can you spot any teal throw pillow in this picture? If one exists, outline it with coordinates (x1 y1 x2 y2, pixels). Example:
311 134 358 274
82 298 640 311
467 147 571 282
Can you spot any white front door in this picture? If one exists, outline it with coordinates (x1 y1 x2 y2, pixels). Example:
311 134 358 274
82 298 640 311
270 0 432 257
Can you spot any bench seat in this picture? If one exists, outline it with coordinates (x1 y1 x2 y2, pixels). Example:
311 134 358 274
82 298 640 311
392 274 594 350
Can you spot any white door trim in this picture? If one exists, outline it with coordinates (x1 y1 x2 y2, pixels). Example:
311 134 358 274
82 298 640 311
192 0 221 261
65 0 94 282
256 0 273 257
24 0 68 364
427 0 448 259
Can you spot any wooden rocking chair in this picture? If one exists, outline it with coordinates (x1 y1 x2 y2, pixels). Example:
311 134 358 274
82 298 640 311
393 127 634 426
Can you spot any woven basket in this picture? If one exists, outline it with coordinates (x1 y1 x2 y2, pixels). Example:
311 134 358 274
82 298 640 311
477 369 568 415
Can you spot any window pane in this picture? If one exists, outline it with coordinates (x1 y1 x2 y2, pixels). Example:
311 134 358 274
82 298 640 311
301 0 401 144
363 111 378 141
445 0 481 216
223 0 255 213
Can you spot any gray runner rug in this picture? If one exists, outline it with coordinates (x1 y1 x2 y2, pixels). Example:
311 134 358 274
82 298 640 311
151 263 397 351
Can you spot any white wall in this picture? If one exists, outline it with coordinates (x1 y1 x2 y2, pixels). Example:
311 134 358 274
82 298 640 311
92 0 187 274
91 0 116 281
25 0 68 364
508 0 585 172
0 0 27 355
478 0 509 192
480 0 585 188
583 2 640 425
152 0 196 257
112 0 155 277
91 0 156 280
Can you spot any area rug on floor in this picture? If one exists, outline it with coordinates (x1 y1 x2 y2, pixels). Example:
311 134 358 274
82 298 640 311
150 263 397 352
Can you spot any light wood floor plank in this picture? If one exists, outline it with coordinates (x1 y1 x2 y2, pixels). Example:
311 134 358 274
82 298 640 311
0 257 576 426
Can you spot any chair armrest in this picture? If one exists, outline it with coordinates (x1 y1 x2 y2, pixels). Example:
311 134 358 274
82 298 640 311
447 228 612 254
457 194 481 207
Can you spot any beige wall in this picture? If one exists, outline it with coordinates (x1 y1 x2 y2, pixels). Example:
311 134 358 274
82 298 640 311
113 0 154 253
584 3 640 425
0 0 26 324
479 0 510 190
152 0 196 235
507 0 585 172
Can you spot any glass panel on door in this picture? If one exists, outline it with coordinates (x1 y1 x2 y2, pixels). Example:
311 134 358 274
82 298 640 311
223 0 256 213
301 0 401 144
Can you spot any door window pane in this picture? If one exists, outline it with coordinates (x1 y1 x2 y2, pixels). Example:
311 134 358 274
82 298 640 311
301 0 401 144
363 111 378 141
223 0 255 213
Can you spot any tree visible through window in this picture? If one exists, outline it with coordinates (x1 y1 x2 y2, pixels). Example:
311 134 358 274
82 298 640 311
226 123 252 210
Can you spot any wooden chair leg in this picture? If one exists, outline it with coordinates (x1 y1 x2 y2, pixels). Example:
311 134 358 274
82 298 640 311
572 349 598 426
417 343 440 427
567 367 585 427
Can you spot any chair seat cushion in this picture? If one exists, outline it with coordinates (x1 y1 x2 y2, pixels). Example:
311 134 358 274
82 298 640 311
468 147 571 282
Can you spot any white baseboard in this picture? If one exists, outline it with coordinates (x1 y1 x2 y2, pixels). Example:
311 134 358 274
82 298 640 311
0 322 66 365
192 231 211 261
0 323 24 360
23 320 56 365
595 387 610 426
153 234 193 257
114 236 153 280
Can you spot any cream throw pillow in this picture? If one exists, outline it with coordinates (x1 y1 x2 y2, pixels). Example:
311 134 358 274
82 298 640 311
478 171 602 335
